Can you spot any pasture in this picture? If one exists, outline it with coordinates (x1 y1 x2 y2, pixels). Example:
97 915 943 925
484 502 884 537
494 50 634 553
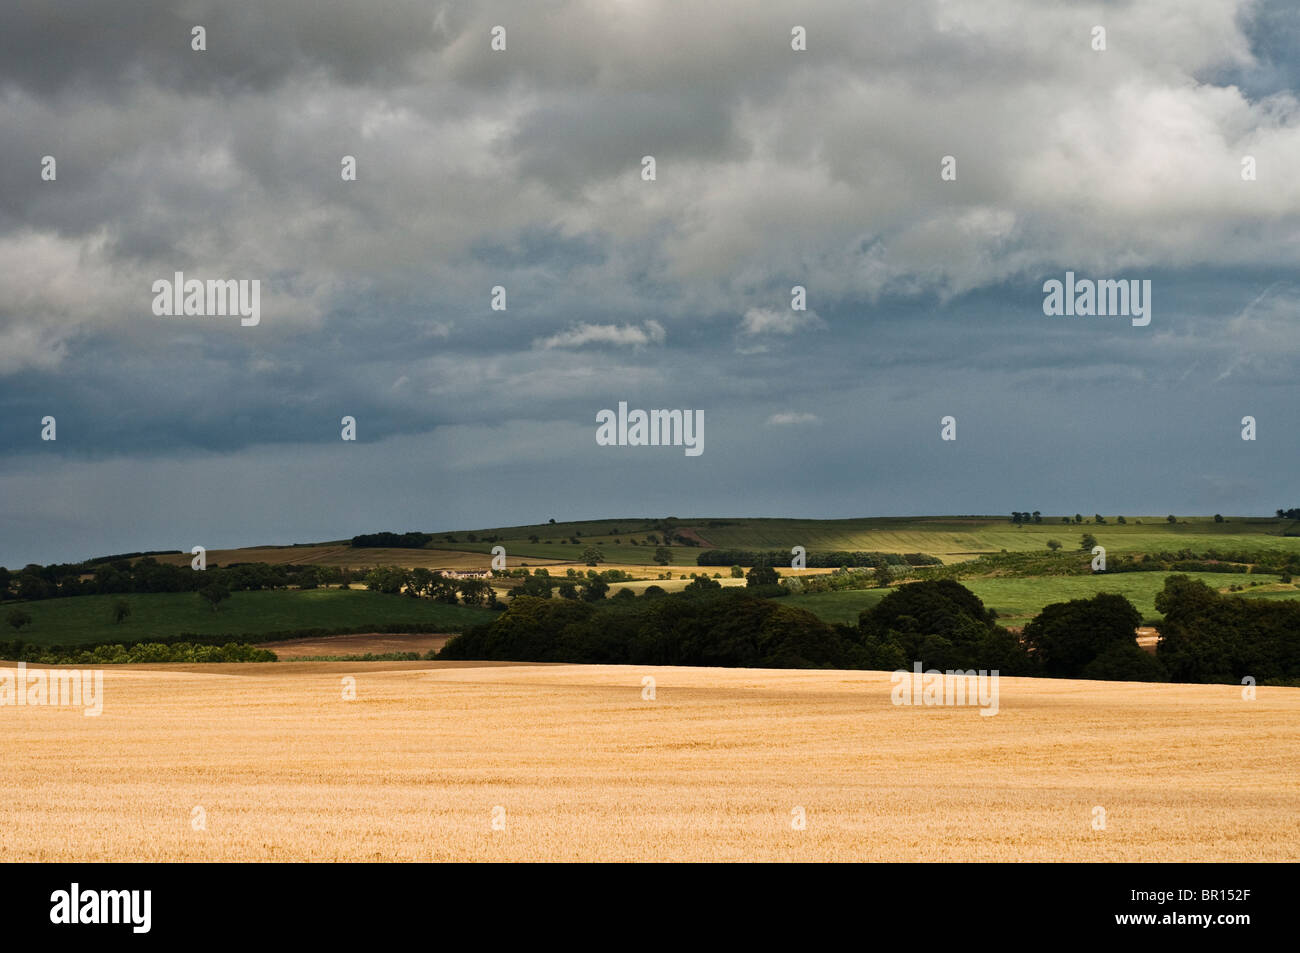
127 515 1300 573
418 515 1300 568
1 589 493 647
788 571 1292 626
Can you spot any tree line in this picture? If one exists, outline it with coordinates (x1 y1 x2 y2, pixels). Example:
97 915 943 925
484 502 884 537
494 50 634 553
441 575 1297 685
350 531 434 549
0 557 352 602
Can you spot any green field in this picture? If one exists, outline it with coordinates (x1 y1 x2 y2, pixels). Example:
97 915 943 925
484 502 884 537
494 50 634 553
2 589 495 647
12 514 1298 647
787 572 1295 627
141 515 1300 572
416 515 1300 568
782 588 896 625
1241 588 1300 602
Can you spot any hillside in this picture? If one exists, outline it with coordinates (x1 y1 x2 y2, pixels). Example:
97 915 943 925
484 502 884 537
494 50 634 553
143 514 1300 571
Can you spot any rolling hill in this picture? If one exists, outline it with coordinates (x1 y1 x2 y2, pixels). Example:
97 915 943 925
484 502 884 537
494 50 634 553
141 514 1300 571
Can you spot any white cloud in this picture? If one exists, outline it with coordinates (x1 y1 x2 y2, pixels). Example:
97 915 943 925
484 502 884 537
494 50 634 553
740 308 825 336
534 320 666 349
767 412 821 426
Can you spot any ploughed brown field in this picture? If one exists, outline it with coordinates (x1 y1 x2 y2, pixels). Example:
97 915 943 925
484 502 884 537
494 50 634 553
2 662 1296 861
255 632 454 658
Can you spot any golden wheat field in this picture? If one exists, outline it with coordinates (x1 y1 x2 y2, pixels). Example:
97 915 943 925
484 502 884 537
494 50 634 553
1 662 1297 862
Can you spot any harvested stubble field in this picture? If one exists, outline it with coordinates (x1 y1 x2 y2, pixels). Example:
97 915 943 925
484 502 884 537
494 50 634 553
2 662 1296 862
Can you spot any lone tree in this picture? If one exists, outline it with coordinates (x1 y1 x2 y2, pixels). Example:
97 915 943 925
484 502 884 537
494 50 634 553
1166 514 1177 523
1046 539 1062 552
653 546 673 565
112 599 132 624
199 583 231 612
6 608 32 632
581 546 604 567
1080 533 1098 551
746 565 780 587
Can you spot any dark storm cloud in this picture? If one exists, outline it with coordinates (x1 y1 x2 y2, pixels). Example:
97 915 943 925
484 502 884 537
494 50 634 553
0 0 450 97
1 0 1298 566
506 92 749 194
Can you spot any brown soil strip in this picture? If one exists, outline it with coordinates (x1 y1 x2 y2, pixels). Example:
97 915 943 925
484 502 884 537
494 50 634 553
255 632 455 658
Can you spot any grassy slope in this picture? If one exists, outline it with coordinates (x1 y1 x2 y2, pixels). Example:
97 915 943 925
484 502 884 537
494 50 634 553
126 516 1300 571
787 571 1286 626
4 589 494 647
421 515 1300 566
23 516 1292 645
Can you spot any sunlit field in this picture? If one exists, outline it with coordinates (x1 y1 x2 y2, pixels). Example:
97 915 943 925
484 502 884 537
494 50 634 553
144 516 1300 571
788 571 1293 626
3 662 1295 862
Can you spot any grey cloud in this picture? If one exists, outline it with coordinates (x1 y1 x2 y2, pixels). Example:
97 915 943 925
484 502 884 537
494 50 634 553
1 0 1299 565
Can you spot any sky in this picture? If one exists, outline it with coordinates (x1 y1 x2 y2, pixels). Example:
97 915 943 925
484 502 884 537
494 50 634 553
1 0 1299 567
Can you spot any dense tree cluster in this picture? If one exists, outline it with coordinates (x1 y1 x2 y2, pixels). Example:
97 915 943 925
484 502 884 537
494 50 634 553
0 558 348 602
350 531 434 549
365 566 498 607
442 589 861 669
857 580 1034 674
444 580 1032 673
1155 575 1300 684
441 576 1296 685
1021 593 1155 679
0 641 276 665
